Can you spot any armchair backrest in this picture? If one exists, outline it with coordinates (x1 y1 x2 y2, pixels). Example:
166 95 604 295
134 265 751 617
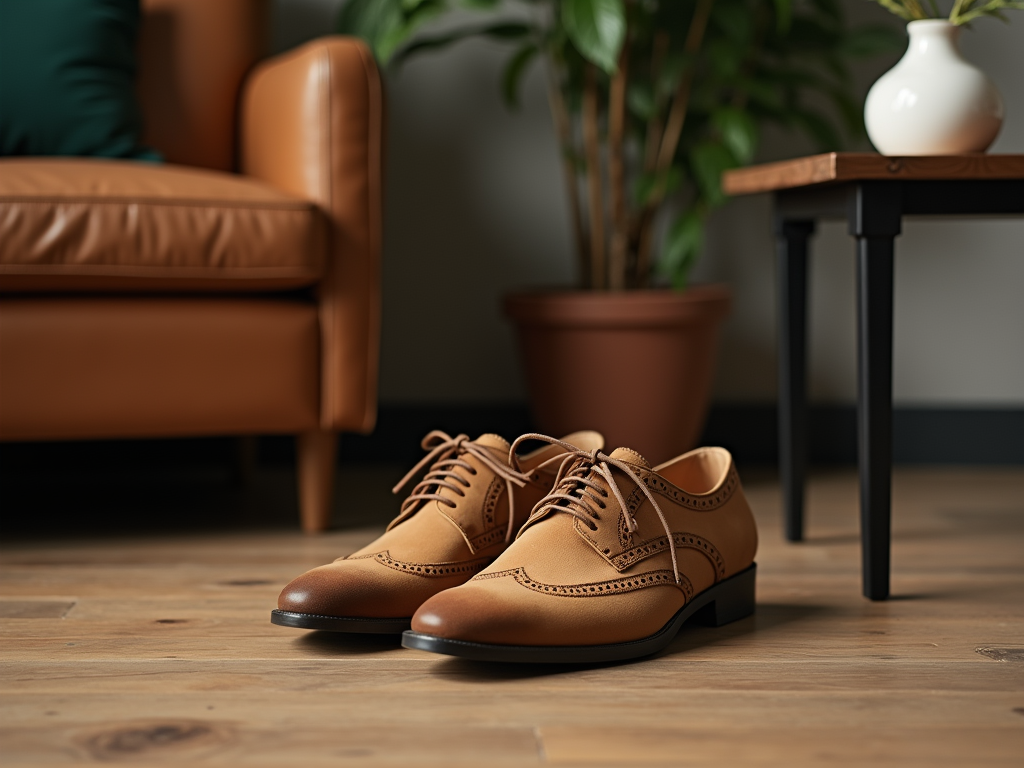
136 0 269 172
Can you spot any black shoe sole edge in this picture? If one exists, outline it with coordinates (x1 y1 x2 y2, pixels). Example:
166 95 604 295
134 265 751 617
401 563 756 663
270 609 411 634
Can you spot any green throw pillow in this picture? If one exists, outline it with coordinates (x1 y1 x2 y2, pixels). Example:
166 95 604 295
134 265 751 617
0 0 160 160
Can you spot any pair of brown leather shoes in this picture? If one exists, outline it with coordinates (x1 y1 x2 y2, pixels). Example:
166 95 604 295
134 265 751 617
272 430 758 663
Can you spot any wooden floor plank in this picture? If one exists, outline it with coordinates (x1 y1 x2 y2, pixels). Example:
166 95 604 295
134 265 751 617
3 659 1021 693
541 726 1024 767
2 720 543 766
3 689 1023 728
2 467 1022 767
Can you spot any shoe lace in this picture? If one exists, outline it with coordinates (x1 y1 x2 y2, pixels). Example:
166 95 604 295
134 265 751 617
508 433 681 585
391 431 529 543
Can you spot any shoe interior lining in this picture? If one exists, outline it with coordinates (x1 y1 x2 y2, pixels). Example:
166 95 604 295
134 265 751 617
655 448 729 495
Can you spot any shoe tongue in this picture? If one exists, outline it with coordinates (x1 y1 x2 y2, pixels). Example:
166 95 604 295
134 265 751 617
472 433 511 453
607 447 651 470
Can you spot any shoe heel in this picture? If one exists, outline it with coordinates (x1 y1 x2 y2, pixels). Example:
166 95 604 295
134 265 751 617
696 564 756 627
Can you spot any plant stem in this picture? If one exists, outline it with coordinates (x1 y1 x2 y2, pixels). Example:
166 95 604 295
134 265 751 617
635 0 715 284
902 0 930 19
654 0 714 176
643 31 670 172
634 215 656 287
582 63 606 290
873 0 923 21
731 6 770 111
951 0 1024 24
633 30 670 287
581 61 602 290
545 52 589 287
607 42 629 291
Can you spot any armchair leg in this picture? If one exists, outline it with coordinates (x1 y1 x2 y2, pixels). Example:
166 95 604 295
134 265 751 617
297 430 338 533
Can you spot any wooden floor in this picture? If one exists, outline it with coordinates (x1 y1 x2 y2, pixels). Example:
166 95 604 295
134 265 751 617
2 466 1023 766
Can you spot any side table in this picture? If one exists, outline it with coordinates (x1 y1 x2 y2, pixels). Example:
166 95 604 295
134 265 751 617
723 153 1024 600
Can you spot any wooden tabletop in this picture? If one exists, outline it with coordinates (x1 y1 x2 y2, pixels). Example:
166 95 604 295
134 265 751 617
723 153 1024 196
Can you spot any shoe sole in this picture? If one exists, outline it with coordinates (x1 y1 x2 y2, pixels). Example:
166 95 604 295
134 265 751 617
270 609 410 634
401 563 756 663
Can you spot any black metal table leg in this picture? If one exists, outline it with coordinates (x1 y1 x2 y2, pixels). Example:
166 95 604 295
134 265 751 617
776 217 815 542
768 174 1021 600
850 183 901 601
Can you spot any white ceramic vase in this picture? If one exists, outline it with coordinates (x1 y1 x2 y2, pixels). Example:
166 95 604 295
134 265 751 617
864 19 1003 156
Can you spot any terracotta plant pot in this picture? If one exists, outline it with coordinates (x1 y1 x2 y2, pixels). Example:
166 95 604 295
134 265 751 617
504 286 731 465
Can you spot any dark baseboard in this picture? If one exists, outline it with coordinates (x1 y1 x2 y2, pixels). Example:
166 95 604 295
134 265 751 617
326 403 1024 467
701 405 1024 466
1 405 1020 475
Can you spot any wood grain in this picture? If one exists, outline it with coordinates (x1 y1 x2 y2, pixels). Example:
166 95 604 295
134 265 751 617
0 600 75 619
722 153 1024 195
2 467 1023 766
541 726 1024 767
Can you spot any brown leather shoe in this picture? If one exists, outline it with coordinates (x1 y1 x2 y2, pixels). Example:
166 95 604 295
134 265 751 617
272 430 603 633
403 434 758 662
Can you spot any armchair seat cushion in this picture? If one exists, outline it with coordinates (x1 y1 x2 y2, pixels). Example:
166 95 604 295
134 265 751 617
0 158 326 292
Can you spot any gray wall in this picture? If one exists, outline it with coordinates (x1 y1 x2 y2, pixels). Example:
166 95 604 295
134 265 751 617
272 0 1024 408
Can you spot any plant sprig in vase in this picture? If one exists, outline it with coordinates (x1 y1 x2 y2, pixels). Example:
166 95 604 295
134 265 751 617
873 0 1024 25
340 0 902 292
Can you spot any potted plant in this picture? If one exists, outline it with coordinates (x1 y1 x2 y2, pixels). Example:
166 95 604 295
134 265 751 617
340 0 900 462
865 0 1021 155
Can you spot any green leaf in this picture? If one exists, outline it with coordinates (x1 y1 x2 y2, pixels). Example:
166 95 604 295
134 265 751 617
711 2 755 45
561 0 626 74
713 108 758 164
391 22 534 65
690 142 737 207
626 82 655 121
657 211 705 291
337 0 405 62
824 85 866 138
809 0 844 23
791 108 844 151
336 0 450 63
737 77 785 112
840 25 906 57
633 167 683 207
774 0 793 32
656 52 691 99
706 40 744 80
378 2 446 63
502 44 539 109
477 21 535 40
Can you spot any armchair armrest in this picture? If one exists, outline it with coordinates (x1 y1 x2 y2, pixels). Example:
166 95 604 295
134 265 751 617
241 37 382 434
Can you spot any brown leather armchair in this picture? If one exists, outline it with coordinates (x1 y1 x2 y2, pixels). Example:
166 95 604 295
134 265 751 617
0 0 382 532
